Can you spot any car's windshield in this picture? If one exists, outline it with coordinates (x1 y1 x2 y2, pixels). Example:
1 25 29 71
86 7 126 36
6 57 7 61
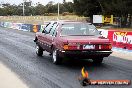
60 23 99 36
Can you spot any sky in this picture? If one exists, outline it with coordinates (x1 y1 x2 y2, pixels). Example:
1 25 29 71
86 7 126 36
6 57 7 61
0 0 73 5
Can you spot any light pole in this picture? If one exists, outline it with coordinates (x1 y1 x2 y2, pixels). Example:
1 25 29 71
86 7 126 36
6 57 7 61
23 0 25 16
97 0 104 15
57 0 60 20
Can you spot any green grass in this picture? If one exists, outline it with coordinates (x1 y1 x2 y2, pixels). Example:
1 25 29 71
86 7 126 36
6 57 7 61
0 15 88 24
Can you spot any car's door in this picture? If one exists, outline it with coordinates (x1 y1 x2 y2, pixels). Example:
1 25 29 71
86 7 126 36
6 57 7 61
37 23 50 48
46 23 58 52
41 22 54 50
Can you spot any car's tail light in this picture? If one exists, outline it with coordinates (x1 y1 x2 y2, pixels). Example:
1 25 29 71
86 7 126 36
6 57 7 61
63 44 79 50
101 44 112 50
109 44 112 49
63 45 69 50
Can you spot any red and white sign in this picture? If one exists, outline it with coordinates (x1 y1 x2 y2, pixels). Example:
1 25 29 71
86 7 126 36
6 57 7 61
99 29 132 50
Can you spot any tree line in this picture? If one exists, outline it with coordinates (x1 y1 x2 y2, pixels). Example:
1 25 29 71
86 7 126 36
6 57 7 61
1 0 132 17
1 0 132 27
74 0 132 27
0 1 74 16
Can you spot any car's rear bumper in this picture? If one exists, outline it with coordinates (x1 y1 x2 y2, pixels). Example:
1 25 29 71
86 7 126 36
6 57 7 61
58 50 112 59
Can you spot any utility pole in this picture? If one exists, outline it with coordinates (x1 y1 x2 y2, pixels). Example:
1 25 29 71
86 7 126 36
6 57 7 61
97 0 104 15
57 0 60 20
23 0 25 16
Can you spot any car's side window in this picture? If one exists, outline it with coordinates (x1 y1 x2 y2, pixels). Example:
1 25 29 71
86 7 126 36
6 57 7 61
49 23 58 36
53 30 57 37
44 23 54 34
42 23 50 33
52 25 59 37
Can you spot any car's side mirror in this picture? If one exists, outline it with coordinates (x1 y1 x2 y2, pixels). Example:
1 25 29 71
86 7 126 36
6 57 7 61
99 31 102 35
42 30 45 33
42 30 49 34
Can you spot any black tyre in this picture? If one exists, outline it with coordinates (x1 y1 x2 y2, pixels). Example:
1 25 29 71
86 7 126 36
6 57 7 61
36 44 43 56
52 49 62 65
92 58 103 64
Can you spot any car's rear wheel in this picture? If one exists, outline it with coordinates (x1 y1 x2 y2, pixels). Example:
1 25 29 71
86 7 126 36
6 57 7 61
52 49 62 65
92 58 103 64
36 44 43 56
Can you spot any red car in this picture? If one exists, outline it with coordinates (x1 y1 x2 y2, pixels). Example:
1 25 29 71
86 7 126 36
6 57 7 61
34 21 112 65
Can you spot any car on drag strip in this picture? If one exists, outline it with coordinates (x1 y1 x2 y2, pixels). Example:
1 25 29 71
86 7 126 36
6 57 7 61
34 21 112 65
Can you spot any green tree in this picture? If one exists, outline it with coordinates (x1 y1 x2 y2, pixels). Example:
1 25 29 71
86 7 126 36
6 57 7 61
63 2 74 13
35 4 46 15
74 0 132 27
73 0 102 16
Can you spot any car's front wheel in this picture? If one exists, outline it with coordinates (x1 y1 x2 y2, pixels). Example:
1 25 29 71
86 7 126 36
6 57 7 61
52 49 62 65
92 58 103 64
36 44 43 56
